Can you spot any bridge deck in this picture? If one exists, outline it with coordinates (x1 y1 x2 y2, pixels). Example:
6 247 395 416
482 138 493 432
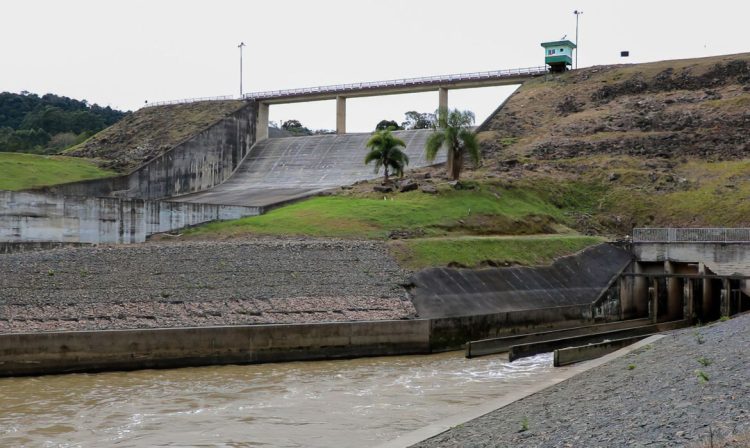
243 66 547 104
172 129 444 207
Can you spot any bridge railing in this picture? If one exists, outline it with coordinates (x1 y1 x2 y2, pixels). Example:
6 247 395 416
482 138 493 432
633 228 750 243
143 95 235 108
242 66 548 101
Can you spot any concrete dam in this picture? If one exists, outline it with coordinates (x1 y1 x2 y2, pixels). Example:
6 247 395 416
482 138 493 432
173 129 442 207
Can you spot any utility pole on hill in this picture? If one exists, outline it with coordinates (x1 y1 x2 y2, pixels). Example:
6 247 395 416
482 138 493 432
238 42 246 97
574 10 583 69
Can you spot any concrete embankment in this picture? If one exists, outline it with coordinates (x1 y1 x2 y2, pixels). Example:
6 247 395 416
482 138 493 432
46 101 257 200
172 130 444 207
411 313 750 447
410 243 632 319
0 190 260 244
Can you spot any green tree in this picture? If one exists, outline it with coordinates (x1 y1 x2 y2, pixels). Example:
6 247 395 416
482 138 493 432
375 119 402 131
425 108 480 181
282 119 313 136
364 129 409 183
401 111 436 130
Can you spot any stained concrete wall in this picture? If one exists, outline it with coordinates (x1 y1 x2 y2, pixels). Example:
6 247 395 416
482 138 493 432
429 304 593 351
42 102 258 201
410 243 632 319
0 320 431 377
0 190 260 244
633 242 750 266
0 307 601 377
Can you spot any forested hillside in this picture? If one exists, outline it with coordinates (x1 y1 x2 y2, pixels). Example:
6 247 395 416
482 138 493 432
0 91 127 154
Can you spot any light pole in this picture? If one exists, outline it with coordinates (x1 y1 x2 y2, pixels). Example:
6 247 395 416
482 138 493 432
573 10 583 69
238 42 246 97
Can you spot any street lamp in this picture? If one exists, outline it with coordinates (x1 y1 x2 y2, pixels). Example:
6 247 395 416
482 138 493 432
238 42 246 97
573 10 583 69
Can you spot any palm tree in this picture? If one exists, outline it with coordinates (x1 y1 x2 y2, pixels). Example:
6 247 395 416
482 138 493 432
425 108 480 181
364 129 409 183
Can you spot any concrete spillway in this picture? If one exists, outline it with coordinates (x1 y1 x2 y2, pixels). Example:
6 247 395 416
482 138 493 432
173 129 444 207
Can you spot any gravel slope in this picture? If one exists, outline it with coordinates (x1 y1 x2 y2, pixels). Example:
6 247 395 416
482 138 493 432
413 313 750 448
0 238 414 333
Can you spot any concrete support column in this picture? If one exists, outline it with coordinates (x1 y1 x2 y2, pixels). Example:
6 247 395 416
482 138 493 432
649 278 659 323
438 87 449 115
257 102 269 142
336 96 346 135
664 261 683 321
620 277 634 320
684 279 695 322
633 262 649 318
699 263 715 320
720 278 731 317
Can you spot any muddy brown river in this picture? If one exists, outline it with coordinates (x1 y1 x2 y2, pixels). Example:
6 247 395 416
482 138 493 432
0 352 563 447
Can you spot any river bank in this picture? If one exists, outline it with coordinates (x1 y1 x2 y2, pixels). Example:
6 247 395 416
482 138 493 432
412 313 750 447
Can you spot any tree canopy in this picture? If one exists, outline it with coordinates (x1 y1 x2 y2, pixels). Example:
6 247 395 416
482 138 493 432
281 119 313 136
364 129 409 183
0 91 127 154
425 108 480 180
401 111 436 130
375 119 403 131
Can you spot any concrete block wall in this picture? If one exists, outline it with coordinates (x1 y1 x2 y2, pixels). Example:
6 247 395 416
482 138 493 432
0 190 260 244
43 101 258 201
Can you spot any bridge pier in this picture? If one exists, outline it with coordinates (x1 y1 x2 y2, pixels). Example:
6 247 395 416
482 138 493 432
633 262 649 318
336 96 346 134
438 87 448 114
665 261 684 321
257 102 269 142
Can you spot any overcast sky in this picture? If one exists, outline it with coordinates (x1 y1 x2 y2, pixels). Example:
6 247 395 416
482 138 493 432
2 1 748 132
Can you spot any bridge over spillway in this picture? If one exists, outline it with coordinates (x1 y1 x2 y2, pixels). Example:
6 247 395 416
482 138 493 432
243 66 547 137
173 129 443 207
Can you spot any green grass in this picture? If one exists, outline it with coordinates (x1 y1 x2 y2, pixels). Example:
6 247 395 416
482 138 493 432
185 187 570 240
0 152 115 191
388 235 604 270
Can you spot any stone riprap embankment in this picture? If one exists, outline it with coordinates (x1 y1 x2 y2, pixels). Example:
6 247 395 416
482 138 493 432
0 238 414 333
413 313 750 447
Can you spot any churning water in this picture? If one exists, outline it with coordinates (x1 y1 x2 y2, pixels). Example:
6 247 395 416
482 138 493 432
0 351 561 447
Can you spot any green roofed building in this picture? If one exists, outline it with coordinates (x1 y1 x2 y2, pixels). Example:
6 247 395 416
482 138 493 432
541 40 576 72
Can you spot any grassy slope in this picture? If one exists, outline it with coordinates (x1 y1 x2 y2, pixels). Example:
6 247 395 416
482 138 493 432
185 187 569 240
389 235 604 270
183 185 603 269
0 153 116 191
475 53 750 233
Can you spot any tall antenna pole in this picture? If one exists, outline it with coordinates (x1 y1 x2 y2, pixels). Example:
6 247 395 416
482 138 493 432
238 42 246 97
573 10 583 69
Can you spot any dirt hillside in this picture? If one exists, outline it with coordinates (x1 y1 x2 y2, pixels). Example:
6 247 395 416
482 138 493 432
65 100 246 172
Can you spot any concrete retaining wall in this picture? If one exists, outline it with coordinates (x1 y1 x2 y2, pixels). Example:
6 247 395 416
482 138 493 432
429 304 593 351
0 305 603 376
0 320 431 377
633 242 750 265
41 102 258 200
0 190 260 244
411 243 632 319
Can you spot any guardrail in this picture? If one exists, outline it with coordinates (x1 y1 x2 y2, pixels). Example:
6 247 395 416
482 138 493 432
140 65 549 108
143 95 235 108
633 228 750 243
243 66 548 100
